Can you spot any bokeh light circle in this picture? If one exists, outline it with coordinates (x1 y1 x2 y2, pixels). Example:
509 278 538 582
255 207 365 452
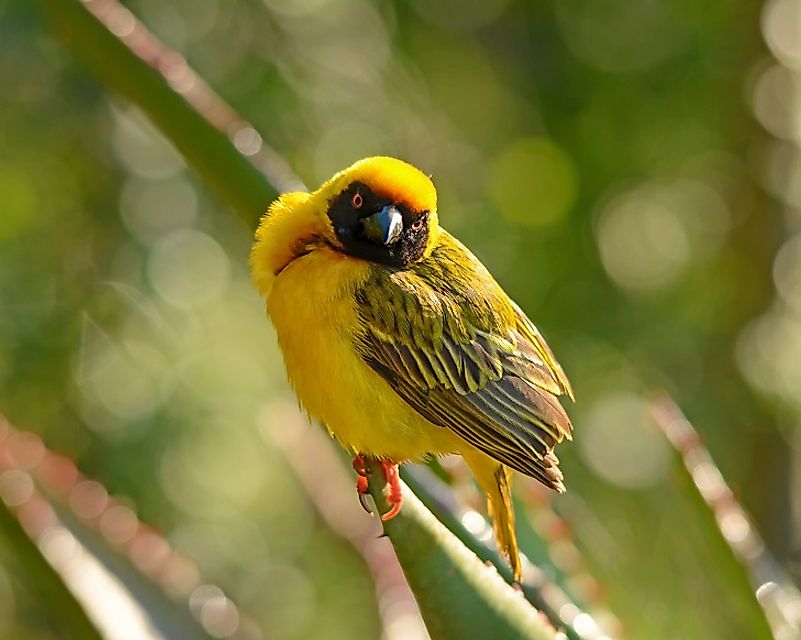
596 184 691 292
148 229 230 310
489 137 578 228
578 392 670 488
556 0 687 73
773 233 801 312
762 0 801 70
120 176 198 244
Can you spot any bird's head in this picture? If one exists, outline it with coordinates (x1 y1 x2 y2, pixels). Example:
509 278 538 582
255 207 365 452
251 157 439 291
318 156 439 268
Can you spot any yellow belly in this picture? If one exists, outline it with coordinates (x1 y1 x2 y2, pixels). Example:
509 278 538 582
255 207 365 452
267 247 461 460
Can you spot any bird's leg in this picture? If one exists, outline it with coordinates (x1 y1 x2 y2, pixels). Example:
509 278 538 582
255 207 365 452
352 454 372 514
379 460 402 522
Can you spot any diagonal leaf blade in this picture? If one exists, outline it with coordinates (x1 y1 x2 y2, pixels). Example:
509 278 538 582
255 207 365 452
365 461 559 640
34 0 288 227
0 500 104 640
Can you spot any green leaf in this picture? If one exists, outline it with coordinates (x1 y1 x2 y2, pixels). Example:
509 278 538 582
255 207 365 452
365 460 559 640
51 505 216 640
553 395 777 640
651 395 794 639
33 0 289 228
0 422 224 640
0 500 103 640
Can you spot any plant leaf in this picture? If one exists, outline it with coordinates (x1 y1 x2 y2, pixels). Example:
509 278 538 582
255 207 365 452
0 500 104 640
33 0 299 227
365 459 560 640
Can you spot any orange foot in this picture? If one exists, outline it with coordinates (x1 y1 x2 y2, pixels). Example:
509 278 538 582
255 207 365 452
351 455 403 521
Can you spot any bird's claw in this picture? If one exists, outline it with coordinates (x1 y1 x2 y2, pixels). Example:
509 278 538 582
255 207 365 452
356 474 372 514
352 455 403 520
379 460 403 521
353 455 373 514
379 500 402 521
358 492 373 514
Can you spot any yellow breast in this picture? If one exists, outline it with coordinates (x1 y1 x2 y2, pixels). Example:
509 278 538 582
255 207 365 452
266 247 461 460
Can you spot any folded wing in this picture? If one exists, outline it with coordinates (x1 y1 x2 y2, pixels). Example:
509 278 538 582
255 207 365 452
355 237 573 490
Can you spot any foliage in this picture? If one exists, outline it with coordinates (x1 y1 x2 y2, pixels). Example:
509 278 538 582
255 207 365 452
0 0 798 638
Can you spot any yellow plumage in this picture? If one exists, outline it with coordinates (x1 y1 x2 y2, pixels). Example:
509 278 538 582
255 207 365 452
251 157 573 581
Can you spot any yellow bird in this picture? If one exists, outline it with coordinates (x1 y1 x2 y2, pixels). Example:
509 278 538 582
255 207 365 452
251 157 573 581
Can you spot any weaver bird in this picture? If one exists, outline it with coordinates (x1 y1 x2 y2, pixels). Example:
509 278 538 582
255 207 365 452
251 157 573 581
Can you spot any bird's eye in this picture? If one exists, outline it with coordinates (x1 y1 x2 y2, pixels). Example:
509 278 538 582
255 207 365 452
352 192 363 209
411 216 425 231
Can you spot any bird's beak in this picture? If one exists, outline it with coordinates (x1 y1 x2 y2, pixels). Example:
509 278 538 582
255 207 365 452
361 205 403 246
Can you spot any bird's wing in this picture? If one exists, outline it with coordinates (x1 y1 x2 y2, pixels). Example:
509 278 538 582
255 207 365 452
354 238 573 490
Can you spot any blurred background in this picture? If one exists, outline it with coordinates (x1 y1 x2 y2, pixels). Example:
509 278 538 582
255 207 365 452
1 0 799 637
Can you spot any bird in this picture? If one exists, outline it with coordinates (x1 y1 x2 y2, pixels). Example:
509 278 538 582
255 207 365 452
250 156 573 581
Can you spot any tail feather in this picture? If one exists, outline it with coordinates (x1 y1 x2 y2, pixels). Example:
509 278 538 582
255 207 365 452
464 453 522 582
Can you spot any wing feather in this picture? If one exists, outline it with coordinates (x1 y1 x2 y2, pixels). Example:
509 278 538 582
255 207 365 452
355 234 573 490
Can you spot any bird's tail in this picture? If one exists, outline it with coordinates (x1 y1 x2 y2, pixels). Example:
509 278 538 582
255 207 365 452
464 453 522 582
